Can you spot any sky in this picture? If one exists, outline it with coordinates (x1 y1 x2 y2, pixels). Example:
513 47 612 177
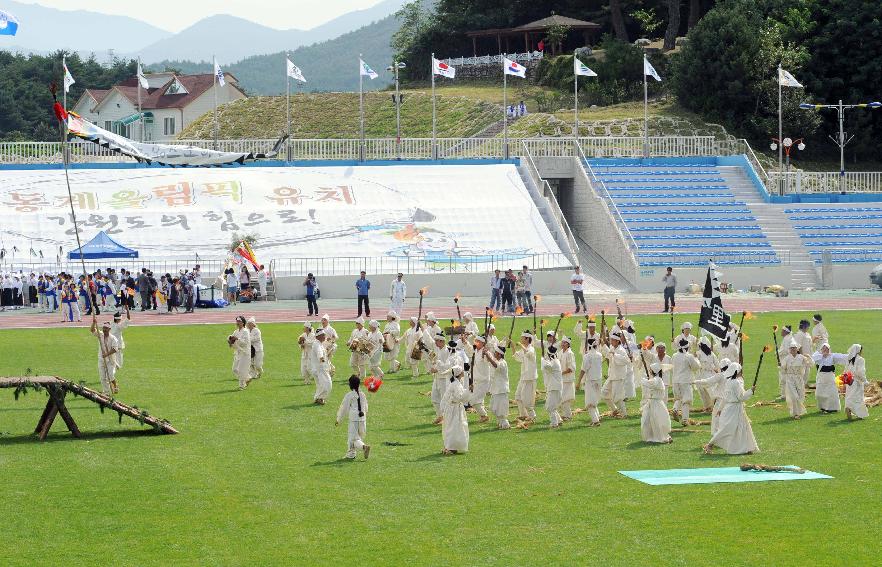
15 0 388 32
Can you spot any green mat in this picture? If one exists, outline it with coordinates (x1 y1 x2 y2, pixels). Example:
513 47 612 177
619 466 832 485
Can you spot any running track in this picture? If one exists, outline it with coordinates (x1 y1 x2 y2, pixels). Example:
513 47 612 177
2 295 881 330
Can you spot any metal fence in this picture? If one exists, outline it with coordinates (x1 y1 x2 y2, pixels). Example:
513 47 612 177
767 171 882 194
269 253 572 277
440 51 544 67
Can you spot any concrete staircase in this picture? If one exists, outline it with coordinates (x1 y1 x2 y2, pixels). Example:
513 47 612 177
517 165 575 261
719 166 821 289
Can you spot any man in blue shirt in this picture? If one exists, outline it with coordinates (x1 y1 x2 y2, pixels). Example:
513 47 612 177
303 273 318 316
355 271 371 317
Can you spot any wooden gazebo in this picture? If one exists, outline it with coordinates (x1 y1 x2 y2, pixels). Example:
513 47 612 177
465 13 601 56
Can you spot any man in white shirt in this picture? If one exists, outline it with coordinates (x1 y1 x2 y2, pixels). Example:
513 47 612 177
570 266 586 313
489 270 502 311
521 265 534 314
389 273 406 314
662 266 677 313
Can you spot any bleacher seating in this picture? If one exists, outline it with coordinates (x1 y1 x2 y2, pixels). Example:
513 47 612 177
784 203 882 263
588 159 779 267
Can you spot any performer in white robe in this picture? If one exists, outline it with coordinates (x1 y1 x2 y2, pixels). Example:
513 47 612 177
461 312 480 338
579 335 603 426
486 324 499 353
794 320 813 386
109 310 130 374
573 317 599 355
844 344 869 420
382 312 401 373
336 375 370 460
812 343 847 413
485 344 511 429
559 337 577 421
229 316 252 390
91 318 119 395
811 314 829 351
641 362 672 443
347 318 368 379
717 323 739 364
299 323 315 384
541 347 563 428
704 363 759 455
403 317 424 377
775 325 795 399
389 273 407 314
672 338 700 426
470 336 492 422
441 366 470 454
247 317 264 380
320 314 338 376
513 332 538 421
694 358 731 435
312 330 333 404
695 336 719 411
622 320 638 399
601 330 630 417
366 320 385 379
673 322 697 353
422 313 441 346
429 333 453 423
779 340 811 419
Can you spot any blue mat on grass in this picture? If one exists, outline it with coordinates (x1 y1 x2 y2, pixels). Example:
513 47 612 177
619 466 832 485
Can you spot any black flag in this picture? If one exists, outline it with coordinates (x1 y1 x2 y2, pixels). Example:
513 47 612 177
699 261 730 339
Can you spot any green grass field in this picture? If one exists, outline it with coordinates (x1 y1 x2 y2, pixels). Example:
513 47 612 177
0 310 879 566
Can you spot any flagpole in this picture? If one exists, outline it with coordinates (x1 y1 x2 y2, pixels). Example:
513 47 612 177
213 55 219 151
62 55 67 112
777 63 783 185
286 52 292 162
574 52 579 138
643 56 649 158
431 53 437 160
502 53 508 160
359 53 365 162
137 57 143 142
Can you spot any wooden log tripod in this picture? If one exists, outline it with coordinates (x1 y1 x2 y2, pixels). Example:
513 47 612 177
0 376 178 440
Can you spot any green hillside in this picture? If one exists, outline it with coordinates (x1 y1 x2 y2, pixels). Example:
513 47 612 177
178 91 500 139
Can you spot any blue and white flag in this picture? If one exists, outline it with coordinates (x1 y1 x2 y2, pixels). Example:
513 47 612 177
644 56 662 82
286 58 306 83
0 9 19 36
574 57 597 77
63 57 75 93
360 59 378 79
214 58 226 87
503 57 526 78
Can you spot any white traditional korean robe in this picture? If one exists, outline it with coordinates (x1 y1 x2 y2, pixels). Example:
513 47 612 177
811 350 847 412
559 347 577 420
672 350 700 423
312 340 332 402
601 344 630 416
706 378 758 455
383 320 401 372
580 346 603 424
250 326 264 379
514 345 538 419
844 355 869 419
441 377 470 452
337 389 368 458
780 352 811 417
541 355 563 428
489 358 510 428
230 327 251 389
640 374 672 443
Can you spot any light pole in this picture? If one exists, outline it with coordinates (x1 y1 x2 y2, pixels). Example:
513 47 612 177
800 100 882 193
386 61 406 160
770 137 805 194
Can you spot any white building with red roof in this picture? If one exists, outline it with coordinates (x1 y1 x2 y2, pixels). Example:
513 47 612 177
71 72 247 142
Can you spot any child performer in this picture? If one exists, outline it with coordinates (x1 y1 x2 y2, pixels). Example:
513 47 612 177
485 344 511 429
640 362 672 444
559 337 577 421
336 375 370 460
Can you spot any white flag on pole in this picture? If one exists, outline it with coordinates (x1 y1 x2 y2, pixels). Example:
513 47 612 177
360 59 378 79
574 57 597 77
432 57 456 79
214 58 226 86
137 61 149 89
503 57 526 78
286 58 306 83
644 56 661 82
63 57 75 93
779 68 803 88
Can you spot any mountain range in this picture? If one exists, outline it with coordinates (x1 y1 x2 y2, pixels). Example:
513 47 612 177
0 0 407 64
149 11 399 94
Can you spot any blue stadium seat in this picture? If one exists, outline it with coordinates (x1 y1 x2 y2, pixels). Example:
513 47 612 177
625 216 756 223
794 224 882 230
637 242 771 249
605 185 730 191
628 225 761 232
784 207 882 213
619 208 753 215
616 201 747 207
608 193 736 199
632 233 766 240
799 233 882 239
788 214 882 221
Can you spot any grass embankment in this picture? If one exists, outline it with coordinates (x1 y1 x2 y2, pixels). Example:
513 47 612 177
0 310 879 565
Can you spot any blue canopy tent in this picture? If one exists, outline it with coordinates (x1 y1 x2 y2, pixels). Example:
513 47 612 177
67 231 138 260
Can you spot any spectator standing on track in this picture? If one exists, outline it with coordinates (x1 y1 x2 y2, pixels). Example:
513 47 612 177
225 268 238 305
137 268 150 311
356 271 371 318
500 269 515 313
662 266 677 313
304 273 318 316
390 272 406 315
257 265 267 299
515 270 526 313
239 265 251 294
570 266 586 313
489 270 502 311
521 265 534 314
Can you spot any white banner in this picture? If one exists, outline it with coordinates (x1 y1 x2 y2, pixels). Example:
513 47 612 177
0 164 562 265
